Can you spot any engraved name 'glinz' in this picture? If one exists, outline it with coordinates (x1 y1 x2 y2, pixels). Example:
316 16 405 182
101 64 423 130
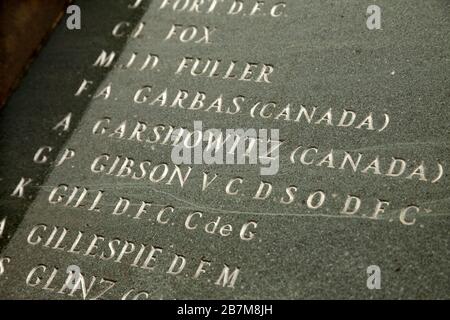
175 57 275 84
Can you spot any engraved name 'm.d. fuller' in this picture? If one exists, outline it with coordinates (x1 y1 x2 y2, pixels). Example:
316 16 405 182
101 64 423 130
175 57 275 84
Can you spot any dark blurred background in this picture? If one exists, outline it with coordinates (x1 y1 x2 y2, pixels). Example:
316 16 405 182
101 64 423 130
0 0 70 107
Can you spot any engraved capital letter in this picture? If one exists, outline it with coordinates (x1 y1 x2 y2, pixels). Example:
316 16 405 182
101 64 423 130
11 177 32 198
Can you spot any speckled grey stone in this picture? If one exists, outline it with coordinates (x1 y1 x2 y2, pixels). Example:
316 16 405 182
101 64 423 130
0 0 449 299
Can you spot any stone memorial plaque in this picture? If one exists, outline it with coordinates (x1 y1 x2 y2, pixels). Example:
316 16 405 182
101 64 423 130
0 0 449 299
